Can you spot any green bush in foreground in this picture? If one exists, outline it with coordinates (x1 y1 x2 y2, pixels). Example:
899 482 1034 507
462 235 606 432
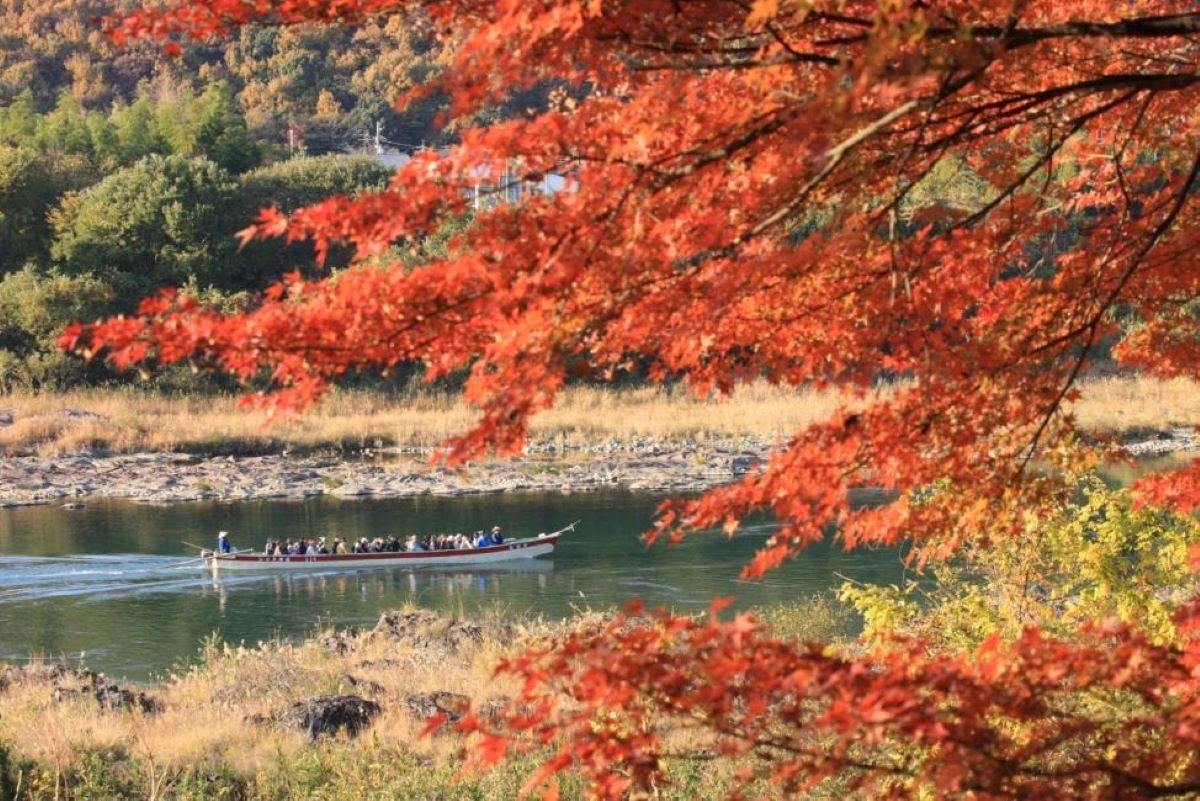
842 479 1200 651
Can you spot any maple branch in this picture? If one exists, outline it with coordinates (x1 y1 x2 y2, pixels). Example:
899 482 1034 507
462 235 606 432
810 12 1200 50
951 89 1143 232
987 12 1200 49
649 107 800 187
629 52 838 71
1017 149 1200 474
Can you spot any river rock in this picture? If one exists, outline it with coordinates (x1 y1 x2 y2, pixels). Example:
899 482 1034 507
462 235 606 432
93 682 161 714
276 694 381 739
402 690 469 730
320 627 360 654
26 665 161 714
371 609 496 652
340 673 385 695
0 435 787 507
11 663 95 686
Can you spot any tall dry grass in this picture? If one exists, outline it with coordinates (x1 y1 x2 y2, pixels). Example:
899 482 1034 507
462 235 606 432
0 383 849 456
0 604 814 799
0 376 1194 457
1068 376 1200 433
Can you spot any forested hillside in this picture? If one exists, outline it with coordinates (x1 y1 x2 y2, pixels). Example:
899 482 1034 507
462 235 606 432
0 0 450 150
0 1 475 391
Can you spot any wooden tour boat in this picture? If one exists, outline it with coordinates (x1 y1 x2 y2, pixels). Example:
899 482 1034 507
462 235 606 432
201 522 577 572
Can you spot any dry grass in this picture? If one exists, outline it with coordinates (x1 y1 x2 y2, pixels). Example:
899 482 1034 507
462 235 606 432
0 611 539 798
0 606 797 799
1068 376 1200 433
0 382 848 456
0 376 1194 457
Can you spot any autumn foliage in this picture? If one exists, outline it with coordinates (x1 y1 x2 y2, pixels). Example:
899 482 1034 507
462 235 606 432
66 1 1200 796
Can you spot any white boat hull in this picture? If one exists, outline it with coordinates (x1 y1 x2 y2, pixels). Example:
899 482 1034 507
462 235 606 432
203 533 561 571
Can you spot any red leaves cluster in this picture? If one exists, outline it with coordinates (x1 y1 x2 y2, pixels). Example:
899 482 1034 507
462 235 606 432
76 0 1200 793
463 602 1200 798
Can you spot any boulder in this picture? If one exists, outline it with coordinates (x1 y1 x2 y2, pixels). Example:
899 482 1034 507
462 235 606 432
276 695 381 739
402 691 470 730
371 609 502 653
27 665 160 714
340 673 385 696
319 627 359 654
57 408 106 422
94 682 160 714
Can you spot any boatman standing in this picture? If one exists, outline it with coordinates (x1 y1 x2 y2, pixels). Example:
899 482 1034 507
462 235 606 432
217 530 233 554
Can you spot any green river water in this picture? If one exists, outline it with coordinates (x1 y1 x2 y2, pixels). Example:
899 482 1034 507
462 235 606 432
0 489 907 681
5 451 1185 682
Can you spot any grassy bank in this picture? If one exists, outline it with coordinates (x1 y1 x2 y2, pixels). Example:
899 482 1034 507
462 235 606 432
0 376 1194 457
0 382 848 457
0 602 848 800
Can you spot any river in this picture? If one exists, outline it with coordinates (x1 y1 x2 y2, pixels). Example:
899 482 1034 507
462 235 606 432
0 489 907 680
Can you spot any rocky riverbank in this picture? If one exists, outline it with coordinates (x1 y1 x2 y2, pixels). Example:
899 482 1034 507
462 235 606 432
0 437 773 507
1 427 1196 509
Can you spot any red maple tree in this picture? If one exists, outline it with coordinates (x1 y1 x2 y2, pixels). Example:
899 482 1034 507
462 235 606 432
68 1 1200 796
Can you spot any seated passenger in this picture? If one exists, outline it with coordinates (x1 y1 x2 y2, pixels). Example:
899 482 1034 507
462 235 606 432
490 526 504 545
474 532 490 548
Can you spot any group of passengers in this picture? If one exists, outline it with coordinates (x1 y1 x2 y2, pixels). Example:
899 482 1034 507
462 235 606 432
261 536 349 556
261 526 504 556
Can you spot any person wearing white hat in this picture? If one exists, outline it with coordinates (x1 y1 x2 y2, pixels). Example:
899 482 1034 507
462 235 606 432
217 531 232 554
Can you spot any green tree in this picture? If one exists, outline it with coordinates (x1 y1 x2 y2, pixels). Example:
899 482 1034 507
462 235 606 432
36 92 94 158
0 266 114 391
111 96 168 164
0 145 56 271
85 109 119 167
50 154 240 299
235 154 392 282
0 90 39 144
193 81 261 173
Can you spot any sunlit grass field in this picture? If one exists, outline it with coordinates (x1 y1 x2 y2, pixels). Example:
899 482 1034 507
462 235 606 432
0 376 1193 456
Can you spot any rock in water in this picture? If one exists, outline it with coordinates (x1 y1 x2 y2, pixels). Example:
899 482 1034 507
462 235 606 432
276 695 381 739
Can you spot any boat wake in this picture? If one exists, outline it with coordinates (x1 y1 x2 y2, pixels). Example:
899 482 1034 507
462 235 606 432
0 554 218 604
0 552 557 605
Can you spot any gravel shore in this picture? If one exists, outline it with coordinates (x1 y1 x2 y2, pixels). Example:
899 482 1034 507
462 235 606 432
2 429 1195 509
0 437 773 507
